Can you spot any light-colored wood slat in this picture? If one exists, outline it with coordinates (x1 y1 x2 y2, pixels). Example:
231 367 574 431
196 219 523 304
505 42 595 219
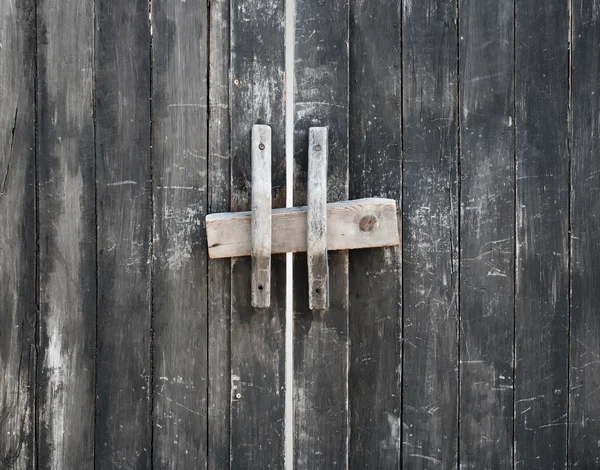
207 198 399 259
307 127 328 310
251 124 272 308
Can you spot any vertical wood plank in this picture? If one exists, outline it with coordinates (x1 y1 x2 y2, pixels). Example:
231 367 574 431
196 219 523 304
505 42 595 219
569 2 600 467
207 0 231 467
95 0 152 466
151 0 208 466
514 1 570 468
307 127 328 311
251 125 272 309
402 0 459 467
348 0 402 467
229 0 286 467
0 1 36 467
458 0 514 467
292 0 349 466
37 0 96 466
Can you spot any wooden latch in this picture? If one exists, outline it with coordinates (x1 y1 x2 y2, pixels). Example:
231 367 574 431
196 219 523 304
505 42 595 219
206 125 400 310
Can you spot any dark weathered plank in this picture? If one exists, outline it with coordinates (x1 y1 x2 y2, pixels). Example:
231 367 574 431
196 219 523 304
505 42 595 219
207 0 231 467
37 0 96 467
95 0 152 466
229 0 286 467
569 2 600 467
151 0 208 466
402 0 459 467
458 0 514 467
514 1 569 468
292 0 349 466
0 1 36 467
348 0 402 467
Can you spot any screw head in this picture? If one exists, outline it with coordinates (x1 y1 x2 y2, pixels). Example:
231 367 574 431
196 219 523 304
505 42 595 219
314 144 322 152
259 143 265 150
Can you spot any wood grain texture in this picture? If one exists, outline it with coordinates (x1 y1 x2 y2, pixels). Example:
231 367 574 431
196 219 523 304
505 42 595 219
307 128 328 310
251 125 272 308
37 0 96 466
348 0 402 467
569 2 600 467
514 1 570 468
207 198 399 258
293 0 349 466
458 0 514 467
207 0 231 467
402 0 459 467
229 0 286 467
95 0 152 466
151 0 208 466
0 1 36 467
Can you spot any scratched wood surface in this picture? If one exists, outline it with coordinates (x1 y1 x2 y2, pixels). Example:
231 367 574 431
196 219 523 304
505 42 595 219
402 1 459 467
0 1 36 467
348 0 402 467
292 0 349 466
37 0 96 467
151 0 208 466
3 0 600 468
570 2 600 468
514 1 570 468
458 0 514 467
95 0 153 467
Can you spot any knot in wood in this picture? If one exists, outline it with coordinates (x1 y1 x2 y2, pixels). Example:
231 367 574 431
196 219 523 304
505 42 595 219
359 214 378 232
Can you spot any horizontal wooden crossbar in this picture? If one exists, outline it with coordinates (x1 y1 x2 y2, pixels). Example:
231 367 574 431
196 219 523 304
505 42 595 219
206 197 400 259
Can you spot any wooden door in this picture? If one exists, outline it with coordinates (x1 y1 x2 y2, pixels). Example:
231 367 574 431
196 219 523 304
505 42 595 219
1 0 600 468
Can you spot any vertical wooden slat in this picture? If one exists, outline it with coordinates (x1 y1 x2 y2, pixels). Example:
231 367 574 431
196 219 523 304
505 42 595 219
95 0 152 466
229 0 286 467
151 0 208 466
514 1 570 468
402 0 459 467
207 0 231 467
292 0 349 466
0 1 36 467
307 127 328 311
458 0 514 467
251 125 272 309
348 0 402 467
37 0 96 466
570 2 600 467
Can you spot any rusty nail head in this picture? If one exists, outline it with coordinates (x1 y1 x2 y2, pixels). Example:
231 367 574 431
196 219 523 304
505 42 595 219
359 215 378 232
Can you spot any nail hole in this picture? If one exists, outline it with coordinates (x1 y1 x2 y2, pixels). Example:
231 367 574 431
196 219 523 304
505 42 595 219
315 288 321 294
258 284 263 291
314 144 322 152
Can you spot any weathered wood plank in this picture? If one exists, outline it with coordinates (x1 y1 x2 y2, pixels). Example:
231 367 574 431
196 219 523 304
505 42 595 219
307 128 328 311
514 1 569 468
569 2 600 467
37 0 96 467
402 0 459 467
292 0 349 465
207 0 231 467
229 0 286 467
458 0 514 467
95 0 152 466
151 0 208 466
0 1 36 467
207 198 399 258
348 0 402 467
251 125 272 308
